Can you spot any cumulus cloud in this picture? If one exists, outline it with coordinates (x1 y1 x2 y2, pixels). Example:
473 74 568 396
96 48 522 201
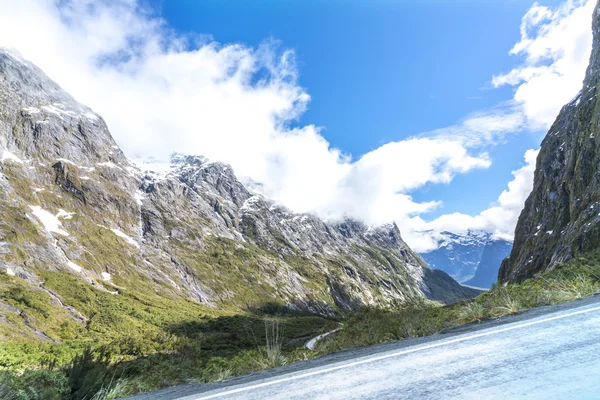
493 0 594 129
409 0 595 251
414 149 539 252
0 0 492 240
0 0 592 253
409 0 595 250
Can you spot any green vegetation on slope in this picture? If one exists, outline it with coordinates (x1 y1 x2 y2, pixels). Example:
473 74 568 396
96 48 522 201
3 251 600 399
0 267 337 399
318 251 600 352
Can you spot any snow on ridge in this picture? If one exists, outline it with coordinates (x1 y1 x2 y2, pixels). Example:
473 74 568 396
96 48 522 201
1 150 24 164
436 230 491 248
6 268 15 276
67 260 82 272
240 195 263 213
97 161 121 170
132 158 173 173
56 158 77 166
366 222 396 235
134 190 145 206
29 206 69 236
22 106 40 114
22 101 98 122
41 104 73 119
84 112 99 121
101 272 111 281
110 228 140 248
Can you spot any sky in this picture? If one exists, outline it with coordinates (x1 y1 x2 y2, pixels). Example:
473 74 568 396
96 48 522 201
0 0 595 252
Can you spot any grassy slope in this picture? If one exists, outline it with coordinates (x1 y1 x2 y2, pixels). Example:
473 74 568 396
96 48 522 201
0 266 337 399
3 250 600 399
0 295 335 399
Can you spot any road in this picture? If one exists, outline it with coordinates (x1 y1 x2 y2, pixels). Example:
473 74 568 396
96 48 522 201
126 295 600 400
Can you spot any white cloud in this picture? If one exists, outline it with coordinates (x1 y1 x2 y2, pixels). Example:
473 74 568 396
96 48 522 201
493 0 595 129
0 0 591 254
411 0 595 251
0 0 492 243
426 106 527 147
413 149 539 252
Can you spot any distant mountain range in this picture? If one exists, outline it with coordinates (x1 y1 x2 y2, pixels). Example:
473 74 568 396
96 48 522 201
420 231 512 288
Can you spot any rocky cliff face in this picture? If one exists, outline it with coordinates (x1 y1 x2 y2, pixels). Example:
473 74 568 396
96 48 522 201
500 2 600 283
0 49 476 339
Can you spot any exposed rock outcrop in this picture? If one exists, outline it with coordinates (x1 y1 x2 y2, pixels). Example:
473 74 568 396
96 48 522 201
500 2 600 282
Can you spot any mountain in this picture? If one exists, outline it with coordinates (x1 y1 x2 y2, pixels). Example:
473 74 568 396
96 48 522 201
421 230 510 288
0 49 479 340
500 4 600 283
465 239 513 288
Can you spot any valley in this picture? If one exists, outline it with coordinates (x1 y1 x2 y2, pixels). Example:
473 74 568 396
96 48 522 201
2 0 600 398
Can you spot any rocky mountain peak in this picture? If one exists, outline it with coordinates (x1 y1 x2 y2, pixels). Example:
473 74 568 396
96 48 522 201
0 48 126 168
0 49 76 108
365 222 404 247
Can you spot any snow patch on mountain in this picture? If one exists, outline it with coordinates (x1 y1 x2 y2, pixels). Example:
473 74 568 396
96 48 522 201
67 260 82 273
1 150 23 164
29 206 70 236
109 228 140 248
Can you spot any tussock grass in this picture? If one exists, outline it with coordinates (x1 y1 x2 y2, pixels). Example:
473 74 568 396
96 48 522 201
456 302 485 323
260 317 287 369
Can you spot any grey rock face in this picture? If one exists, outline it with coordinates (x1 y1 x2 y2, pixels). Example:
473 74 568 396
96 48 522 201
0 48 477 330
500 1 600 283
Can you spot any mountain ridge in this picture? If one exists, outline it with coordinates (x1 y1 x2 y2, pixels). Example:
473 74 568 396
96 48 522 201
0 48 478 341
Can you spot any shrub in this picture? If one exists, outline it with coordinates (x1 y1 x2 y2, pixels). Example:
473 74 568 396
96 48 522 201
456 302 485 323
0 369 68 400
259 317 286 369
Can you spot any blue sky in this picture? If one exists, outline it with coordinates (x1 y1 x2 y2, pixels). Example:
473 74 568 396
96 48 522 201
150 0 555 217
0 0 593 250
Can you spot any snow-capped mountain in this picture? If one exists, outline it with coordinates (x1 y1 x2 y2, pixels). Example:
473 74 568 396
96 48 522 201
0 48 480 341
420 230 512 287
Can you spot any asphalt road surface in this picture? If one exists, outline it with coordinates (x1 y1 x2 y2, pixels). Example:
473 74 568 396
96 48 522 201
125 295 600 400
